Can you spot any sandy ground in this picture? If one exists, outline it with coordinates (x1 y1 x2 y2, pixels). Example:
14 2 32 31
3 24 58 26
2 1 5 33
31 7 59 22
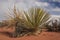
0 32 60 40
0 27 60 40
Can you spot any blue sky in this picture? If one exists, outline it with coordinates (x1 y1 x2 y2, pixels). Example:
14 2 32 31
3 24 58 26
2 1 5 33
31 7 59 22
0 0 60 20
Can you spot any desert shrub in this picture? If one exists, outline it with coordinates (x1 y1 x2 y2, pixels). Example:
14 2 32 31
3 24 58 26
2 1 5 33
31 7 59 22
0 21 8 27
0 22 4 27
45 19 60 32
58 18 60 31
4 6 50 37
16 7 50 37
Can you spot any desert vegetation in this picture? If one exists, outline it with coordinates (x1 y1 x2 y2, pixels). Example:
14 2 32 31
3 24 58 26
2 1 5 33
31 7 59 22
0 5 60 38
0 5 50 38
45 18 60 32
0 6 60 37
0 6 60 38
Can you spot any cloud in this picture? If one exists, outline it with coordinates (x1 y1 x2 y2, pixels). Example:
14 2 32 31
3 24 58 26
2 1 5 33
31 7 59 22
51 8 60 11
35 2 49 7
51 15 60 17
15 0 49 11
0 0 8 2
49 11 60 15
46 7 60 12
15 0 37 10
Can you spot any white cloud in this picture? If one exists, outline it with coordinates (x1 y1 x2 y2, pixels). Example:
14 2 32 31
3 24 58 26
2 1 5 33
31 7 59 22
16 2 27 11
46 7 60 12
35 2 49 7
15 0 37 10
51 15 60 18
51 8 60 11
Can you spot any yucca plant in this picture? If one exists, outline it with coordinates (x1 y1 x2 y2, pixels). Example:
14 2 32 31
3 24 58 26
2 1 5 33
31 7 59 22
5 6 50 37
22 7 50 35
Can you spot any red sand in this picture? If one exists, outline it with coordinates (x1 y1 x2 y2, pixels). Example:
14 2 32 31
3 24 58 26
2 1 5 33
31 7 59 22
0 32 60 40
0 27 60 40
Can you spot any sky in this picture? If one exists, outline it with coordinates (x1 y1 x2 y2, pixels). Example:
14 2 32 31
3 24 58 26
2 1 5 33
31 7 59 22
0 0 60 20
